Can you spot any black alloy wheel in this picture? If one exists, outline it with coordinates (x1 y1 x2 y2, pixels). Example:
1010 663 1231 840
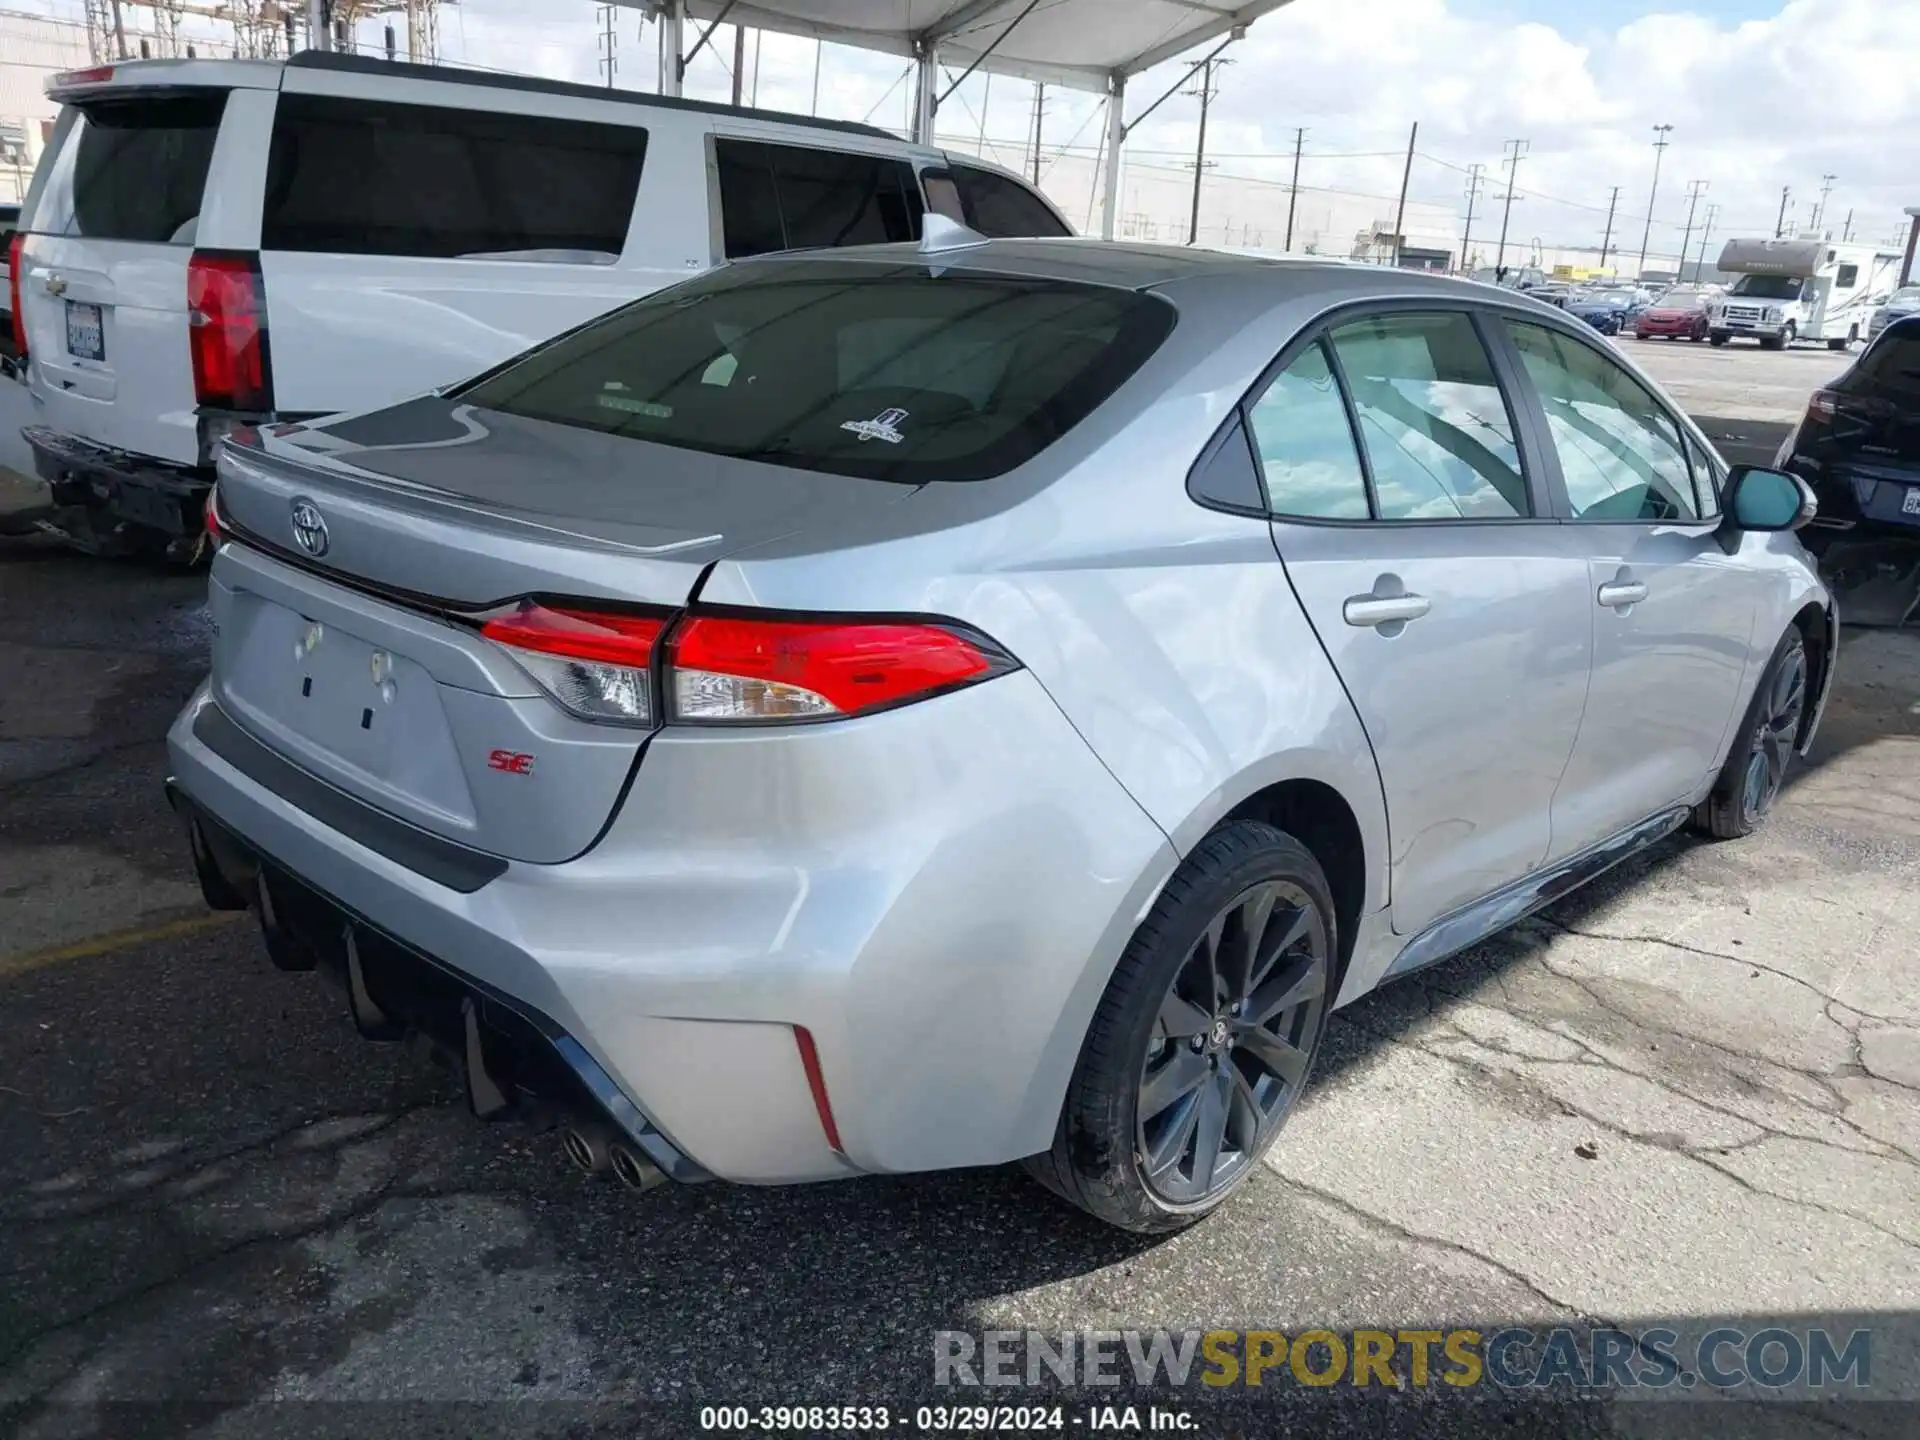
1740 637 1808 825
1136 879 1329 1206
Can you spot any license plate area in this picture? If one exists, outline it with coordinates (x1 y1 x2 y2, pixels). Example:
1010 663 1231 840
65 300 104 362
1902 487 1920 516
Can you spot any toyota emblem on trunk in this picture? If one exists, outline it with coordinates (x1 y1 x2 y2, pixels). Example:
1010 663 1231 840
289 498 330 557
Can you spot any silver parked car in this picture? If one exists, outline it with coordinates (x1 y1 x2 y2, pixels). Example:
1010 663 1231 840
167 236 1836 1232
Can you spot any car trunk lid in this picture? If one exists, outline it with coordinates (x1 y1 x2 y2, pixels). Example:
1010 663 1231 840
208 400 921 863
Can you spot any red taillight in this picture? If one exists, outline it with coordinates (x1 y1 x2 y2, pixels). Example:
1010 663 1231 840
666 615 1003 722
187 250 272 412
203 482 225 546
792 1026 843 1153
481 602 666 727
7 232 25 359
1807 390 1837 421
54 65 116 87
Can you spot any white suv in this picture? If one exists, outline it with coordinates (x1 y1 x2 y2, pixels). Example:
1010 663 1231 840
11 52 1070 556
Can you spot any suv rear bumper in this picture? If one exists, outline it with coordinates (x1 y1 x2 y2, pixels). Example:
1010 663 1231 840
23 424 210 555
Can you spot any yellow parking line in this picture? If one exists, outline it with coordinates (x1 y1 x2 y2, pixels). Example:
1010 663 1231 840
0 912 246 980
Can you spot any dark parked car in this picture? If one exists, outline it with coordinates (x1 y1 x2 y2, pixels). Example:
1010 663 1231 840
1634 286 1711 343
1564 288 1640 336
1779 315 1920 543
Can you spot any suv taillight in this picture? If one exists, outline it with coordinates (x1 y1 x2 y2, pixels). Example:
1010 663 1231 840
187 250 272 411
481 603 1015 729
7 232 25 359
1807 391 1838 421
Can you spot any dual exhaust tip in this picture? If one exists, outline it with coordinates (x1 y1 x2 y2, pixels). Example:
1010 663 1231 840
562 1122 666 1192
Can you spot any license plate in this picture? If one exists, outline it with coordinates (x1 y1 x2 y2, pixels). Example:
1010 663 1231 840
1903 487 1920 516
65 301 104 361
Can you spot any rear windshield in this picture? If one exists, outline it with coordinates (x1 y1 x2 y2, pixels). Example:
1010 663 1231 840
59 93 226 243
456 260 1174 483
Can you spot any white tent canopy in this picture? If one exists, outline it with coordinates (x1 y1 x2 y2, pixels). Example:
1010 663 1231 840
623 1 1301 236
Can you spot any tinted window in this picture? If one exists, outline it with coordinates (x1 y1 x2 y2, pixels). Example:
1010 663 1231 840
950 164 1071 238
1841 325 1920 407
715 140 921 258
458 260 1173 483
263 95 646 259
1509 322 1699 522
65 94 225 243
1246 341 1369 519
1326 312 1528 520
1836 264 1859 288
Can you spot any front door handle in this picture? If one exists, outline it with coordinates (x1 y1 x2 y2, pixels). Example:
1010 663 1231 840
1343 593 1432 628
1597 581 1648 609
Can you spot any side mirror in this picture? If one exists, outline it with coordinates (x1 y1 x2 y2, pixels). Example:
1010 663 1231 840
1725 465 1816 533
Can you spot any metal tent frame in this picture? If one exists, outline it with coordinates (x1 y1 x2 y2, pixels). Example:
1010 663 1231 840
621 1 1301 238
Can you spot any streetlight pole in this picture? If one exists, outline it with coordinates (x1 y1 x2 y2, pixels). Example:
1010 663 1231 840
1636 123 1673 278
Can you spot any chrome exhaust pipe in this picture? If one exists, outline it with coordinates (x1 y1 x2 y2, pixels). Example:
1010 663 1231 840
609 1141 666 1193
562 1123 612 1176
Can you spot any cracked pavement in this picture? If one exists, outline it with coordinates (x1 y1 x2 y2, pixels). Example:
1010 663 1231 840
2 384 1917 1437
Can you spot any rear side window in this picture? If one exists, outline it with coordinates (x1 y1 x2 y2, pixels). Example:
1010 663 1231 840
716 140 922 258
457 259 1173 483
1327 312 1529 520
61 93 226 243
1843 325 1920 407
1246 342 1370 519
950 164 1071 238
1835 264 1859 288
263 95 647 260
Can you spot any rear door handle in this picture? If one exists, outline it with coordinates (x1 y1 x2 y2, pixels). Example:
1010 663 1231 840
1597 581 1648 609
1343 594 1432 628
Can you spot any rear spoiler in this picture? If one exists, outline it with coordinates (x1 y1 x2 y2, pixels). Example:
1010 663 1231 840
46 57 283 102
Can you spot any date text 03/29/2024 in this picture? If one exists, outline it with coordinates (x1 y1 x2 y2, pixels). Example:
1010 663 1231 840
698 1406 1193 1432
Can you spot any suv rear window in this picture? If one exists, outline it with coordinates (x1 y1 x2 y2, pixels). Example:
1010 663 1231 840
263 95 647 260
62 93 226 243
457 259 1173 483
1844 323 1920 406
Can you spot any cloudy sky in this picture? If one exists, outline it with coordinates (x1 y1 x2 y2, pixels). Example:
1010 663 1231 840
424 0 1913 255
18 0 1915 254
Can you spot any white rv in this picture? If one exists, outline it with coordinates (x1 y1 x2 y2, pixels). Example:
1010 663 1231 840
1707 237 1902 350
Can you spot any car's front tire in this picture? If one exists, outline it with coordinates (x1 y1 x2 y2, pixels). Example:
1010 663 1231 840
1026 821 1335 1233
1692 627 1810 840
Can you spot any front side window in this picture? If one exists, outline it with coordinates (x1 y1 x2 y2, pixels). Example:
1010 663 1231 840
1325 312 1529 520
1245 341 1369 519
715 140 922 258
1685 433 1723 518
949 164 1072 238
457 260 1174 483
263 95 646 260
1508 322 1700 522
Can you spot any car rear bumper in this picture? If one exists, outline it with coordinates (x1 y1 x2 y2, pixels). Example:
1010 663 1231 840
165 674 1177 1184
1799 460 1920 535
23 424 210 552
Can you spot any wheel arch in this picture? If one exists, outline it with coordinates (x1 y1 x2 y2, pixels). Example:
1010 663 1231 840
1791 597 1836 753
1218 777 1370 989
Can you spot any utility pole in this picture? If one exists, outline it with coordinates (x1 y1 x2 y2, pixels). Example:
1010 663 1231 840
1494 138 1527 278
1029 82 1046 185
1636 123 1673 278
597 4 616 88
1842 208 1854 243
1696 202 1720 277
1815 173 1837 233
1389 121 1418 268
1285 127 1307 253
730 23 745 106
1598 186 1620 270
810 38 823 115
1678 180 1707 280
1460 162 1485 274
1183 58 1227 246
1775 186 1792 238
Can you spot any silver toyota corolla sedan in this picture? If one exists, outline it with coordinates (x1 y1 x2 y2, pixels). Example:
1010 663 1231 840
166 235 1836 1232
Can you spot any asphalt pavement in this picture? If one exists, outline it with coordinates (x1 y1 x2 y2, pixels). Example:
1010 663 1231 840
2 346 1918 1438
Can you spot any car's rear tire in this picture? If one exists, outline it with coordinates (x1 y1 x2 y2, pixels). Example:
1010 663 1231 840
1025 821 1335 1233
1692 627 1810 840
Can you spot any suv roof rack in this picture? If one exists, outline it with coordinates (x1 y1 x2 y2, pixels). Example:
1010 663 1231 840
284 51 900 143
